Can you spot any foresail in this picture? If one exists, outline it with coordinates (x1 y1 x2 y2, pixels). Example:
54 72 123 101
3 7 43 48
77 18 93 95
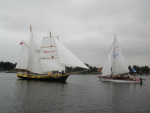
16 41 28 70
101 44 113 76
27 26 43 74
113 37 129 75
54 37 89 69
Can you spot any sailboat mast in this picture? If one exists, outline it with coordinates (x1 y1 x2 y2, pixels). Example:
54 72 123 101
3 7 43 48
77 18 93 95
49 30 51 37
30 25 32 31
112 34 116 75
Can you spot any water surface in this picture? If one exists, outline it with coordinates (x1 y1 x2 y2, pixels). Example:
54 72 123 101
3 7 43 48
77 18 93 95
0 73 150 113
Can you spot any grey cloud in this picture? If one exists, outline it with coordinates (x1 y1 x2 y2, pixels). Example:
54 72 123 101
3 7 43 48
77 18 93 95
0 0 150 67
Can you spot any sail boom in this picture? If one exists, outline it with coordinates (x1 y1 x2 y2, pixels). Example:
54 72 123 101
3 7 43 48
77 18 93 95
114 72 129 76
15 68 28 70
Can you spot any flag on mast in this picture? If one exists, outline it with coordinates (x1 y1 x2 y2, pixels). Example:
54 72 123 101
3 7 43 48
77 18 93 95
20 42 23 45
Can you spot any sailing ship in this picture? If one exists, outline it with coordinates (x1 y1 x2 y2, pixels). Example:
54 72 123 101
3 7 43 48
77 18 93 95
98 35 143 84
16 26 89 82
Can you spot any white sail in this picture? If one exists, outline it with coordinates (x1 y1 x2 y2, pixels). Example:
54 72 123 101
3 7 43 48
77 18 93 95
40 59 65 73
54 37 89 69
27 26 43 74
16 41 28 70
39 37 65 73
41 37 56 47
101 36 129 76
101 45 114 76
40 37 58 59
22 26 88 74
113 37 129 75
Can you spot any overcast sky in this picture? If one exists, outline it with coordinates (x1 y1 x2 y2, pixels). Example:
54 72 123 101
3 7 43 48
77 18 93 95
0 0 150 67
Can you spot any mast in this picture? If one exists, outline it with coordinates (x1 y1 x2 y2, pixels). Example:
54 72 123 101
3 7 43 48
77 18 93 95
30 25 32 31
112 34 116 75
49 30 51 37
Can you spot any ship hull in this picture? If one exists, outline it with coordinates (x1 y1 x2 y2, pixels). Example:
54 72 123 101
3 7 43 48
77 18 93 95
100 78 142 84
17 74 69 82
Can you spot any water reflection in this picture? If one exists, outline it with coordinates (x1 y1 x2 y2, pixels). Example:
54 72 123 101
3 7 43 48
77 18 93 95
0 73 150 113
102 82 146 113
15 79 67 113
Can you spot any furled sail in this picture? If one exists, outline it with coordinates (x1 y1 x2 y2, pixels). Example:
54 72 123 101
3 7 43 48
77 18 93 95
54 37 89 69
113 37 129 75
16 41 28 70
27 26 43 74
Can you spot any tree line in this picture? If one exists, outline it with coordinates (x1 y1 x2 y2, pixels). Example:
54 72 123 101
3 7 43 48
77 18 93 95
128 65 150 75
0 61 16 71
66 64 150 75
0 61 150 75
66 63 100 74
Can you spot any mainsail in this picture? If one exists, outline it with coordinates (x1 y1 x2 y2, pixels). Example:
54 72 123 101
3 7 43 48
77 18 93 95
113 37 129 75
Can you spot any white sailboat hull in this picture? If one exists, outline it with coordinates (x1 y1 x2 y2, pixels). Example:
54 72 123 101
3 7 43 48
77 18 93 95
100 78 141 84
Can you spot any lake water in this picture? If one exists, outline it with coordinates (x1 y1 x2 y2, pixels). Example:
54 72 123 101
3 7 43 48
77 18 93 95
0 73 150 113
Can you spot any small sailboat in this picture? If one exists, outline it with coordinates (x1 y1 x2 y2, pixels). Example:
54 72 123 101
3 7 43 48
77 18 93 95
16 26 89 82
98 35 143 84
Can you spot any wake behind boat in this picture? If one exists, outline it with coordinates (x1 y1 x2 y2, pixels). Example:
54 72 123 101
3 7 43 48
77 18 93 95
16 26 89 82
98 35 143 85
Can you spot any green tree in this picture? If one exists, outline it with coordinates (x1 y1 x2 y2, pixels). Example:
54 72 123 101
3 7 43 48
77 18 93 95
133 65 140 74
128 66 132 74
